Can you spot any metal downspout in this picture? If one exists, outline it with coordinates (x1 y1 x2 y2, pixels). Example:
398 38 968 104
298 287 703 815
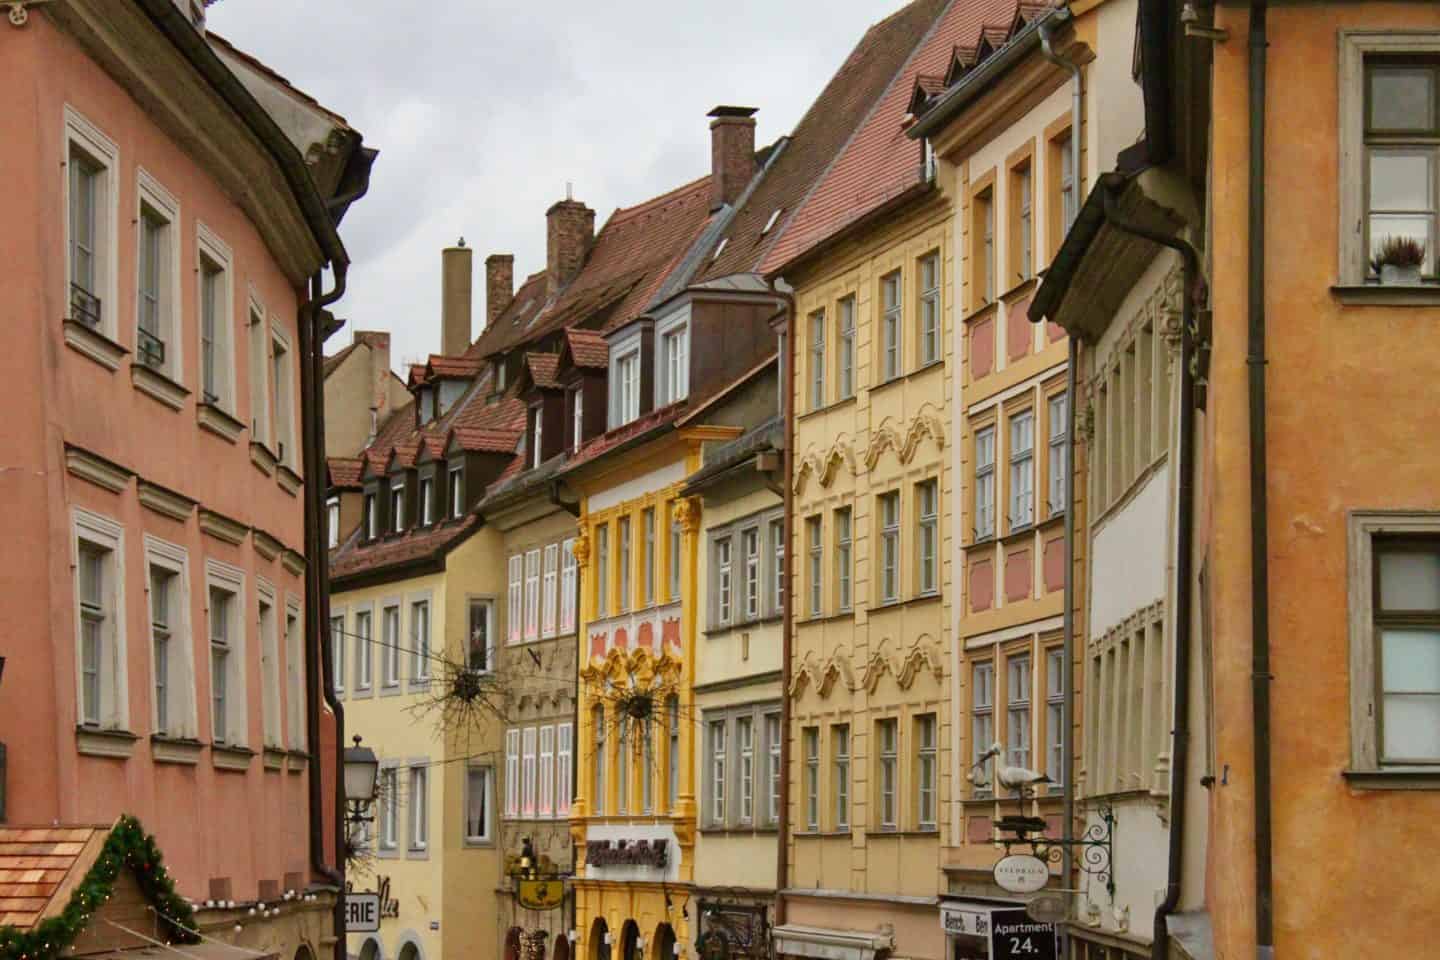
1037 16 1081 954
301 266 349 960
769 279 796 930
1247 4 1275 957
1098 187 1199 960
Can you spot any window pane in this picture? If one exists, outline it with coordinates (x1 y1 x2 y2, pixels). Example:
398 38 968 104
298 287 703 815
1379 549 1440 611
1369 67 1435 132
1368 214 1431 264
1381 629 1440 692
1382 694 1440 760
1369 151 1433 211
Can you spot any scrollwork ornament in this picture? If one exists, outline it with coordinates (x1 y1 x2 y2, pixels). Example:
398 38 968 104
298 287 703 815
570 529 590 567
673 496 702 534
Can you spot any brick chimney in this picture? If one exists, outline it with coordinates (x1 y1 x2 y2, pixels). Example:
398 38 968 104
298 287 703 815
546 196 595 298
708 106 758 211
441 239 473 355
352 331 392 420
485 253 514 329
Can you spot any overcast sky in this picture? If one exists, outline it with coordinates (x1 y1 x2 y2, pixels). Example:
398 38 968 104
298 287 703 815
207 0 913 371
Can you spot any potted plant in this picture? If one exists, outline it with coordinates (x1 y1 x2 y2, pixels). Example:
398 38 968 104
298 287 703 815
1373 235 1426 284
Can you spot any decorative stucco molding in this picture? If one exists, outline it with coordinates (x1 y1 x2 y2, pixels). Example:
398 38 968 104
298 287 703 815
789 648 854 698
858 637 946 693
793 437 856 495
64 444 133 494
251 529 283 561
137 479 196 522
281 550 306 576
863 408 947 471
199 508 248 546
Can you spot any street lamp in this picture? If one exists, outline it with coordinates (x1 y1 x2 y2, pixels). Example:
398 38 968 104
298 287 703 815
518 836 538 880
343 734 379 824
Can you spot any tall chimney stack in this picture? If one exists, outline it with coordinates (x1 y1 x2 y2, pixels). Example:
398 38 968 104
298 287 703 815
708 106 758 211
441 238 473 355
485 254 515 329
546 196 595 298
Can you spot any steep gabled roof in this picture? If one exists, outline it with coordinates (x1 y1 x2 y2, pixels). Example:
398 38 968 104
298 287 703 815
563 328 608 369
323 341 360 378
328 457 364 489
697 0 948 283
524 353 562 390
761 0 1024 275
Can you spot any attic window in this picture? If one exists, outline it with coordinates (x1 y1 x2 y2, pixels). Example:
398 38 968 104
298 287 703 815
760 209 783 236
712 237 729 262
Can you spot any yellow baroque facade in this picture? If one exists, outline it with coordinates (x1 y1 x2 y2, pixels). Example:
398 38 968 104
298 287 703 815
782 195 954 958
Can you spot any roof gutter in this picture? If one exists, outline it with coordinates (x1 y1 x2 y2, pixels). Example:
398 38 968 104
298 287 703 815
906 7 1068 142
137 0 350 268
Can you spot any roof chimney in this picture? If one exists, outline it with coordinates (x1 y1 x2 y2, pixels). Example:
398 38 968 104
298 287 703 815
441 238 473 355
485 254 515 329
546 196 595 298
352 331 392 420
708 106 758 211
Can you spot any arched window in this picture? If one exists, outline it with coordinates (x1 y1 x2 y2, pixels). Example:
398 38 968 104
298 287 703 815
358 939 381 960
554 933 572 960
653 924 676 960
505 928 524 960
398 943 420 960
620 921 641 960
590 918 610 960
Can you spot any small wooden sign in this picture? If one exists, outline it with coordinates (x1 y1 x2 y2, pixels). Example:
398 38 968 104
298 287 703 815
516 878 565 911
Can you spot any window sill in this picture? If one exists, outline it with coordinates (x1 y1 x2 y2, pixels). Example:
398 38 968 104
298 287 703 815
375 847 400 860
463 838 497 848
250 441 277 477
211 743 255 771
262 746 288 771
131 362 190 411
794 830 851 839
798 395 857 422
1000 276 1040 305
277 464 302 497
380 683 405 698
151 734 203 765
137 479 197 522
705 614 785 636
1001 523 1036 543
197 402 245 444
873 592 942 613
699 825 780 836
286 749 309 774
961 300 1000 326
63 319 128 371
1331 283 1440 306
1342 767 1440 790
868 829 940 838
405 846 431 860
797 609 855 626
406 679 432 694
76 726 139 759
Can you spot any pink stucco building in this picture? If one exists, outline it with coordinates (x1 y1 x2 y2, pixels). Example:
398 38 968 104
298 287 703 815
0 2 373 957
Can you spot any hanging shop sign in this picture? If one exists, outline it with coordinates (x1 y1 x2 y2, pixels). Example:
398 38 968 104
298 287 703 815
344 894 379 933
940 904 992 938
516 878 566 911
988 910 1057 960
1025 894 1067 925
993 854 1050 894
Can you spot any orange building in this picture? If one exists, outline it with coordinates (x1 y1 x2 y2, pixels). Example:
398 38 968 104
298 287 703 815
0 3 370 958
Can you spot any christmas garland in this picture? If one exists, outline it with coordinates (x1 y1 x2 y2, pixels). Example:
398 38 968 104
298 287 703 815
0 814 199 960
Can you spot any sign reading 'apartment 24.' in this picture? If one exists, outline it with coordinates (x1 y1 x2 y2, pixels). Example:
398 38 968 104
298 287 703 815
988 910 1057 960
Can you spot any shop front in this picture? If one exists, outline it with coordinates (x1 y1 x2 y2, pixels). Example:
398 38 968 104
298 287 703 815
939 899 1059 960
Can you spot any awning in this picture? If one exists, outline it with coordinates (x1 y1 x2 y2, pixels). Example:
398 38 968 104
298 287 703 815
772 924 893 960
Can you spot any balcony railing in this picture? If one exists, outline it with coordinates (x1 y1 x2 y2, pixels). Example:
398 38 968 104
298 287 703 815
70 283 101 329
136 326 166 369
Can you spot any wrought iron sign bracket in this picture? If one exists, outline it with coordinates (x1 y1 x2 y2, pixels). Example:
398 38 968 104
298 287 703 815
5 0 54 27
992 805 1116 897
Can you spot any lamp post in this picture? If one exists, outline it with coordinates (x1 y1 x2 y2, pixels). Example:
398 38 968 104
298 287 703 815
343 734 380 828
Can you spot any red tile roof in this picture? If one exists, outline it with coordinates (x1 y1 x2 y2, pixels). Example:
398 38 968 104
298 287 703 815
328 457 364 489
566 402 685 471
699 0 947 282
427 355 486 378
525 353 561 389
761 0 1024 275
330 515 483 579
0 826 104 929
564 328 608 369
451 427 523 454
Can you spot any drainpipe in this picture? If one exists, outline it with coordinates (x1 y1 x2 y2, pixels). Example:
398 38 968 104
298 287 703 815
1037 15 1082 952
300 265 349 960
1247 4 1275 957
1098 187 1199 960
767 278 796 931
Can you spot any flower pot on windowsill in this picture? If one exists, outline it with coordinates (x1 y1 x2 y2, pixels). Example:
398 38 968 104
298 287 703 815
1380 263 1423 285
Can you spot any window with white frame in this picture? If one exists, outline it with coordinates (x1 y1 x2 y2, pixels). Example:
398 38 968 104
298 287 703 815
659 317 690 405
765 712 781 826
643 508 656 607
530 406 544 469
737 716 754 825
379 767 399 849
803 727 819 831
468 599 494 673
806 516 822 617
667 697 679 810
572 387 585 449
258 591 281 747
542 544 559 636
1007 654 1032 770
507 555 523 644
420 476 434 526
770 518 785 613
917 479 938 596
74 517 126 733
743 527 760 620
1060 133 1077 233
617 518 631 614
286 601 304 751
522 727 538 817
832 724 850 829
560 538 578 633
835 507 852 611
1010 411 1035 529
881 271 902 381
505 729 521 817
1363 56 1440 277
330 614 345 696
135 172 181 378
615 348 640 426
641 717 655 814
145 536 193 739
364 493 377 540
917 713 937 829
1048 393 1068 516
409 766 429 850
1017 164 1034 281
382 604 400 687
972 662 995 791
596 524 610 618
465 766 493 843
669 509 682 600
449 463 464 518
65 108 117 339
206 560 245 747
709 720 727 826
197 235 232 408
617 716 629 815
879 492 900 603
877 718 897 830
271 330 294 465
809 308 826 410
410 600 431 681
838 295 856 399
592 704 606 815
975 426 996 539
717 536 733 624
327 497 340 548
355 609 373 690
149 569 174 735
248 305 270 445
539 725 555 817
1046 647 1065 783
390 478 406 533
524 549 541 640
557 722 574 816
919 252 940 366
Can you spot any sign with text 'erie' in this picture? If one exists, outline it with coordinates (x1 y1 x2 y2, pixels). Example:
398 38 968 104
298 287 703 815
345 893 380 933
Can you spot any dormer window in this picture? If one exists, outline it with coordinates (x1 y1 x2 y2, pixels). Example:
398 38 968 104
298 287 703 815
449 463 464 518
363 490 377 540
493 360 507 391
417 386 435 424
614 349 640 426
657 311 689 406
571 386 584 450
530 407 544 469
390 479 406 533
420 475 435 525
